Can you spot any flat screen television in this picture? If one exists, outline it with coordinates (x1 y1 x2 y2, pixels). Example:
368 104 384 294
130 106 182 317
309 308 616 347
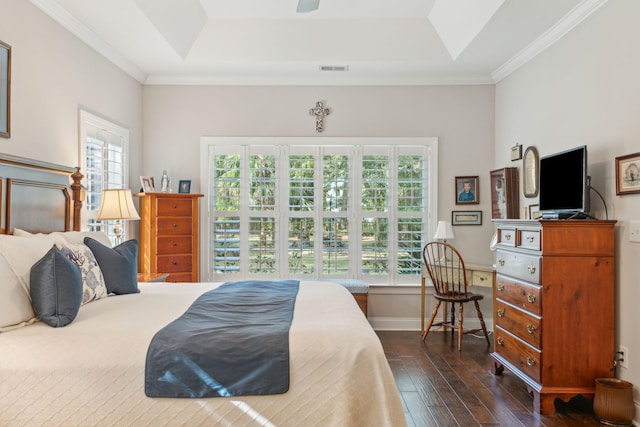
539 145 590 219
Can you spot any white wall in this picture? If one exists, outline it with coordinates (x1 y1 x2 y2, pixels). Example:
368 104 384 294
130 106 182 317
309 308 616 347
0 0 142 190
142 84 496 328
495 0 640 420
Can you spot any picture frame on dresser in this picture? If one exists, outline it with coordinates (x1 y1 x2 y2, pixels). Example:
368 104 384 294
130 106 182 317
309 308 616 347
0 39 11 139
615 152 640 195
140 176 155 193
489 167 519 219
178 180 191 194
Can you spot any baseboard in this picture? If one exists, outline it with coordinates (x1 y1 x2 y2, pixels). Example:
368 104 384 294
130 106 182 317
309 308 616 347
369 316 494 332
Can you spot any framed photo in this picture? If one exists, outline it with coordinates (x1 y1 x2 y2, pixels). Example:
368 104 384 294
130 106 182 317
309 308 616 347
528 204 541 220
455 176 479 204
0 39 11 138
452 210 482 226
140 176 155 193
615 152 640 195
490 168 519 219
178 180 191 194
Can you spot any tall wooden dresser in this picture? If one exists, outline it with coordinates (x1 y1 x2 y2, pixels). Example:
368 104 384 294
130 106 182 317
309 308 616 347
137 193 203 282
492 219 616 413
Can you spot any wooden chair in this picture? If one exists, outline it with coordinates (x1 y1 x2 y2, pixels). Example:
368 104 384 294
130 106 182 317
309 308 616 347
422 241 490 351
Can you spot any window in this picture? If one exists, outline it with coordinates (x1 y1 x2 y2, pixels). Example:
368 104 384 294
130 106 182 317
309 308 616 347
79 110 130 243
201 137 437 285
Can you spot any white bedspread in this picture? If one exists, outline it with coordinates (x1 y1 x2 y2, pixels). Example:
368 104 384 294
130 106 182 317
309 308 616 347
0 281 406 427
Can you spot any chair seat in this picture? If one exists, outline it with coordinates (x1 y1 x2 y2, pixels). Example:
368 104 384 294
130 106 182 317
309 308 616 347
434 291 484 303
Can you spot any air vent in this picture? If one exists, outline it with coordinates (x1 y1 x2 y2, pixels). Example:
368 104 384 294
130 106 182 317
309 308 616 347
319 65 349 72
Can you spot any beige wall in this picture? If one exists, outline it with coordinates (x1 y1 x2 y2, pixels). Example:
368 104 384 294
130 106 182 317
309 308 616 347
143 84 496 328
0 0 142 186
495 0 640 419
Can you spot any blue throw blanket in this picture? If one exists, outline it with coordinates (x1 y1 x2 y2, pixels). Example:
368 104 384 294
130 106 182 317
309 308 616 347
145 280 300 398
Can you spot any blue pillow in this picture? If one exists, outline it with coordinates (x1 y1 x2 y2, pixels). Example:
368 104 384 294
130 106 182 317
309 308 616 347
30 246 83 327
84 237 139 295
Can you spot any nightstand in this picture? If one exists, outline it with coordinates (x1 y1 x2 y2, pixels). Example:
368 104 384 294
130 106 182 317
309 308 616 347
137 272 169 283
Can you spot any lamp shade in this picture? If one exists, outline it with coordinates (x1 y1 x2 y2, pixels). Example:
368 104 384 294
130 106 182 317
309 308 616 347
96 189 140 221
433 220 455 241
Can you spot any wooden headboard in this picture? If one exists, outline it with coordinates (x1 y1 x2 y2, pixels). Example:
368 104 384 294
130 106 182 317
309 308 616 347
0 154 84 234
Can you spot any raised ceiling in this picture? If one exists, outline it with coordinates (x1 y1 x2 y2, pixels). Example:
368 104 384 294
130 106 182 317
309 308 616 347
30 0 605 85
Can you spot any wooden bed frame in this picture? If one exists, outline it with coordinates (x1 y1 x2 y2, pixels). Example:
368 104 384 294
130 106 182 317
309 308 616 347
0 153 84 234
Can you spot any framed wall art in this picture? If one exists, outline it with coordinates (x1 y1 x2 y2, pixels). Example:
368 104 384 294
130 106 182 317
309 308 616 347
490 167 519 219
0 39 11 139
452 210 482 225
615 152 640 195
455 176 479 204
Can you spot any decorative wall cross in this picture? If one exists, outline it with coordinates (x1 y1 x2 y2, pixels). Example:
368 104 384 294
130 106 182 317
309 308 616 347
309 101 331 133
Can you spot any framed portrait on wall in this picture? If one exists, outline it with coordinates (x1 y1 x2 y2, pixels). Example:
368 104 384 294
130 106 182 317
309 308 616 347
615 152 640 195
490 167 519 219
455 176 479 204
0 39 11 138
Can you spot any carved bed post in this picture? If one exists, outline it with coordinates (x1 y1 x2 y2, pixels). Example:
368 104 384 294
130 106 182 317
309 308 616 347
70 167 84 231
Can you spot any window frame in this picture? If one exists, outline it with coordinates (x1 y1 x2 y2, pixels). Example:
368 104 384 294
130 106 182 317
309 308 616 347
200 137 438 285
79 109 131 241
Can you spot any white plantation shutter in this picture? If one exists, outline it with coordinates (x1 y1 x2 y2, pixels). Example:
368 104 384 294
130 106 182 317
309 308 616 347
79 110 130 244
203 138 437 285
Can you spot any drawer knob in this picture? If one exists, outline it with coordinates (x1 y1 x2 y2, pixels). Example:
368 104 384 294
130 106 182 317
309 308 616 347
172 242 178 247
498 259 505 266
173 204 178 209
172 223 178 228
497 283 505 292
505 234 512 240
497 337 504 346
497 309 505 318
172 260 178 265
527 294 536 303
527 324 536 334
527 265 536 274
527 357 536 366
527 236 534 243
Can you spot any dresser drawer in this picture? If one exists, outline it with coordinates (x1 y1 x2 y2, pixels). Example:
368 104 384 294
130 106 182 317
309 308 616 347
495 327 541 383
498 227 517 247
157 255 193 272
165 272 195 283
157 218 193 235
157 236 193 254
495 274 542 315
156 198 193 216
471 270 493 287
495 300 541 348
519 230 541 251
496 249 540 283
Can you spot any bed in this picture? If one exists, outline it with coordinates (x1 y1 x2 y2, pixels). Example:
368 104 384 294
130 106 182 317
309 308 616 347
0 155 406 427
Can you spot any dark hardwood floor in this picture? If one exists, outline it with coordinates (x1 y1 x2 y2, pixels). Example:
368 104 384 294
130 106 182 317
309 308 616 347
377 331 602 427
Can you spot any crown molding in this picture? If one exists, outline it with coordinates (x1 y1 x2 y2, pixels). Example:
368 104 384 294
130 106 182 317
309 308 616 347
143 73 496 86
491 0 608 83
30 0 147 83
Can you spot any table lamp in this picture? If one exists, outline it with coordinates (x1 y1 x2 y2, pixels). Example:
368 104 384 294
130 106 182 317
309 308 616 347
433 220 455 242
96 189 140 245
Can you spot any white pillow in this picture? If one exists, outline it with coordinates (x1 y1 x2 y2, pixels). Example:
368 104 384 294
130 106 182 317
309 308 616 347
13 229 112 247
0 253 36 331
0 234 63 330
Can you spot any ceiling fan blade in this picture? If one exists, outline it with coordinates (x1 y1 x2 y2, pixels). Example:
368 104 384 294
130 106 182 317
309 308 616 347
297 0 319 13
